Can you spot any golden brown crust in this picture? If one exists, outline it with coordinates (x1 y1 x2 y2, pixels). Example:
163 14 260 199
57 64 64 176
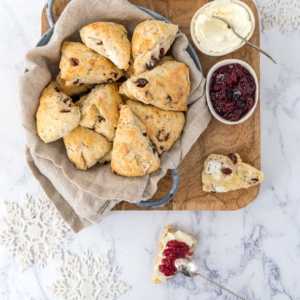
111 105 160 176
79 83 122 142
119 61 190 111
126 100 185 154
59 41 123 86
132 20 178 75
63 126 111 170
202 153 264 193
36 81 80 143
55 72 95 96
80 22 131 70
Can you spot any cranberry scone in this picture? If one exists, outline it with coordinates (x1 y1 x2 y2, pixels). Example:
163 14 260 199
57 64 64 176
59 42 123 86
80 22 131 70
55 72 95 96
36 81 80 143
119 61 190 111
63 126 111 170
79 83 122 142
126 100 185 154
153 225 197 283
111 105 160 176
132 20 178 75
202 153 264 193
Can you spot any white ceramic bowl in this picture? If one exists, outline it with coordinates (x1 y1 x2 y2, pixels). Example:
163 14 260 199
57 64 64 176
190 0 255 56
206 59 259 125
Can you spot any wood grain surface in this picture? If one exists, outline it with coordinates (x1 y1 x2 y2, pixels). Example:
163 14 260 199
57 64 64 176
41 0 261 211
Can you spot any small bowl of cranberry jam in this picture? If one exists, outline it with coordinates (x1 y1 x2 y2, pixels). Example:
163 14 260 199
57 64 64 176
206 59 258 124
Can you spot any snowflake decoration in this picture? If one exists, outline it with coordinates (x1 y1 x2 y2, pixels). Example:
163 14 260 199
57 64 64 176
0 194 71 272
47 250 130 300
255 0 300 33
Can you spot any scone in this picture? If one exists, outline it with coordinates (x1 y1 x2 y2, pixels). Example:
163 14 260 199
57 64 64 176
55 72 95 96
126 100 185 154
74 94 89 109
153 225 197 284
59 41 123 86
119 61 190 111
202 153 264 193
63 126 111 170
111 105 160 176
79 83 122 141
80 22 131 70
36 81 80 143
99 149 112 164
132 20 178 75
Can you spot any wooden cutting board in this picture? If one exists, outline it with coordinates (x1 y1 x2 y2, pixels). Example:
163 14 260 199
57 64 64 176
41 0 260 211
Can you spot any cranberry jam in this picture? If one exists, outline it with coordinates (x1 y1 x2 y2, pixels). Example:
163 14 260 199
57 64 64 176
159 240 192 277
209 63 256 122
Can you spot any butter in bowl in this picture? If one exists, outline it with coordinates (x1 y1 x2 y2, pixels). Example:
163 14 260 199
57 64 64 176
190 0 255 56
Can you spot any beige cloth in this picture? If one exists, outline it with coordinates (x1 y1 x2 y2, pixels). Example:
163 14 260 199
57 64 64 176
18 0 211 232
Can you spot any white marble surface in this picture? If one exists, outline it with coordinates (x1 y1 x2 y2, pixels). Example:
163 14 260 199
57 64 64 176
1 0 300 299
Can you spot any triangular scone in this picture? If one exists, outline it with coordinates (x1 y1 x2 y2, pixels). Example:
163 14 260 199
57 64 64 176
59 42 123 86
63 126 111 170
153 225 197 284
79 83 122 142
111 105 160 176
80 22 131 70
126 100 185 154
119 61 190 111
55 72 95 96
202 153 264 193
132 20 178 75
36 81 80 143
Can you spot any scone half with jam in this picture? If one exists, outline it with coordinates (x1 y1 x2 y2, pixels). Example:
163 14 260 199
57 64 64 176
153 225 197 284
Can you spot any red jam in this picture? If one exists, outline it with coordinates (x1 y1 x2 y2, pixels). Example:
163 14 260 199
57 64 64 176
159 240 192 277
209 63 256 122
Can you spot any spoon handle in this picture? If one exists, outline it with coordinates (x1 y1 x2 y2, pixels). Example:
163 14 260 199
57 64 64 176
196 272 246 300
231 30 277 64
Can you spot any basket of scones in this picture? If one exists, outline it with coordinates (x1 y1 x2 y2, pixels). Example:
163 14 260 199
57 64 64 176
18 0 211 232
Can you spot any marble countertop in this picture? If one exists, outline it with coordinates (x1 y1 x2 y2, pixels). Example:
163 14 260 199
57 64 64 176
1 0 300 299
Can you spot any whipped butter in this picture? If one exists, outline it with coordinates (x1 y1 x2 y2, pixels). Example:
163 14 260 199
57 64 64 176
194 0 253 53
153 230 196 282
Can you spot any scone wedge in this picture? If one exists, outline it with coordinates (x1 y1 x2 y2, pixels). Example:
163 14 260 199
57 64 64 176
63 126 111 170
80 22 131 70
202 153 264 193
126 100 185 154
79 83 122 142
153 225 197 284
36 81 80 143
59 42 123 86
132 20 178 75
55 72 95 96
119 61 190 111
111 105 160 176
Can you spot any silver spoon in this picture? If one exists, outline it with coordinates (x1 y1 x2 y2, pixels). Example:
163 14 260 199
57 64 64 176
175 257 246 300
212 15 276 64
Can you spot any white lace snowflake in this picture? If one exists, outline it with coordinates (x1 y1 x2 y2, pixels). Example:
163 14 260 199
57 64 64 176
47 250 130 300
255 0 300 33
0 194 71 272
